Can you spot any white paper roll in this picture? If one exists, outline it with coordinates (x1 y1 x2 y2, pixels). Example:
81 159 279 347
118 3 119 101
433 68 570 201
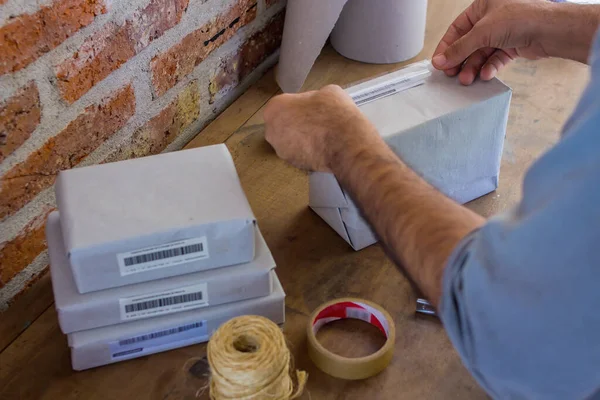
330 0 428 64
276 0 428 92
276 0 348 92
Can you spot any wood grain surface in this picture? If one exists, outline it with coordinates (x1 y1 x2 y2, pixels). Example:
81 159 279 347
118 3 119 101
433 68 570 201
0 0 589 398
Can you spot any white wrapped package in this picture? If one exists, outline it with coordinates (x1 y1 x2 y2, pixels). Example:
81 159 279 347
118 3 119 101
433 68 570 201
68 272 285 371
310 67 512 250
47 211 275 333
55 144 256 293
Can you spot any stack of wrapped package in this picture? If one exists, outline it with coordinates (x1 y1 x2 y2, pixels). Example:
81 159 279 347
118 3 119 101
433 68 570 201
46 144 285 370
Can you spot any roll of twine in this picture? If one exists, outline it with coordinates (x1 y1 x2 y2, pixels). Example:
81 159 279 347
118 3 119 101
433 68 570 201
207 315 307 400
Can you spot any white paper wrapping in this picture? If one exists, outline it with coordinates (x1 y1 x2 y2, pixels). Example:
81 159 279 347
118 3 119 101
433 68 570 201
310 66 512 250
55 144 256 293
276 0 347 92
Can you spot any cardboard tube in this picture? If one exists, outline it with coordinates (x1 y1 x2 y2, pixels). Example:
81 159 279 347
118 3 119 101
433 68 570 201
276 0 348 92
307 298 395 380
330 0 428 64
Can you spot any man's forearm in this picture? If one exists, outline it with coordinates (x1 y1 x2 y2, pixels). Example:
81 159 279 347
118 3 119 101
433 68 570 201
327 118 485 306
543 3 600 64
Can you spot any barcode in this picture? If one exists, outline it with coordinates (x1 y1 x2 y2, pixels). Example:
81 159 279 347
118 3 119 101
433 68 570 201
112 348 144 358
125 291 204 314
123 243 204 267
351 80 406 103
118 322 204 346
349 67 431 107
346 307 372 322
354 88 397 106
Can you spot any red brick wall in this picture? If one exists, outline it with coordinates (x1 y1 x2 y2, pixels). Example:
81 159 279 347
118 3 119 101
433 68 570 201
0 0 285 309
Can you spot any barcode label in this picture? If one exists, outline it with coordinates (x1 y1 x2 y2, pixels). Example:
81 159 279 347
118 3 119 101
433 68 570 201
350 77 424 107
125 292 203 313
351 80 405 103
112 348 144 358
119 283 209 321
118 322 204 346
347 63 432 107
124 242 204 266
117 237 209 276
109 320 208 360
346 307 372 323
354 88 397 106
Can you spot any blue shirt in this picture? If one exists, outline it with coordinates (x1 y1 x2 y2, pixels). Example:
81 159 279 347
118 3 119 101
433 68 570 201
440 34 600 398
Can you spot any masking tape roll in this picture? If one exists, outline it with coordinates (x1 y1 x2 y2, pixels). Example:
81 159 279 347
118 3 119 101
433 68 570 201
307 298 395 380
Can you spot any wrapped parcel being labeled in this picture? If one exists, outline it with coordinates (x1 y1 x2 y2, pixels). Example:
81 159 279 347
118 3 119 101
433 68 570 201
310 62 512 250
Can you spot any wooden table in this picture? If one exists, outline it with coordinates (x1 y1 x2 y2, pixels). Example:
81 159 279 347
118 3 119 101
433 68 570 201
0 0 589 398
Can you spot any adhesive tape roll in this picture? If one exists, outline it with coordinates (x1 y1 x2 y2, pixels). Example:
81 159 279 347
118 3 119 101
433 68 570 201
307 298 395 380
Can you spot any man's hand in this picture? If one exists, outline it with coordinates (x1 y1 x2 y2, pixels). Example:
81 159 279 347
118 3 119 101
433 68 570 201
433 0 600 85
264 85 375 172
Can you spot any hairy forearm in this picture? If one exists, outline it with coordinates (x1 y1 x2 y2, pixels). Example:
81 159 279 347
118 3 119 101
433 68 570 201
542 3 600 64
327 118 485 306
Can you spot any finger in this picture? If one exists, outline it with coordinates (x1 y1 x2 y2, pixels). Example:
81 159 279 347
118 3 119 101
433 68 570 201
320 84 357 107
438 25 491 70
480 48 516 80
263 92 305 122
263 94 286 122
321 84 344 94
458 47 495 85
433 12 474 58
444 66 462 77
432 4 481 69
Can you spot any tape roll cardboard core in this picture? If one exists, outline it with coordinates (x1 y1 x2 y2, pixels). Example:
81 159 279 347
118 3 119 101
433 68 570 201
307 298 395 380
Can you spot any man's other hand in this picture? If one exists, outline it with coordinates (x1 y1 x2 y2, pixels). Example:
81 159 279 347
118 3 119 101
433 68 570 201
432 0 598 85
263 85 375 172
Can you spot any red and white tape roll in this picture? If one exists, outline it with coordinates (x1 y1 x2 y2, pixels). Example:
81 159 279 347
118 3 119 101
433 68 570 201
307 298 395 380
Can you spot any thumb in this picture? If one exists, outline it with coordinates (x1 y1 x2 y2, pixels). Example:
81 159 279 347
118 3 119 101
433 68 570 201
433 28 487 70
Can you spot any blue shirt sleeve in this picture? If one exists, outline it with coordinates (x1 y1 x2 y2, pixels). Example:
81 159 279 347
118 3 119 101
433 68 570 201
439 34 600 399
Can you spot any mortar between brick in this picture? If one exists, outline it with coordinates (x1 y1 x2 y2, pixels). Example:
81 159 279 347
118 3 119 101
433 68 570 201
0 0 108 75
0 0 264 177
150 0 258 97
0 85 136 219
0 0 55 25
56 0 190 104
86 1 284 167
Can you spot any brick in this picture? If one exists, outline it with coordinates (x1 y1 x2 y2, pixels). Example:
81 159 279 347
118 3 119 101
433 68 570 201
151 0 257 97
57 0 189 103
0 208 54 287
0 85 135 219
0 0 107 75
106 81 199 163
0 83 41 162
209 12 283 102
126 0 189 52
56 23 135 104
